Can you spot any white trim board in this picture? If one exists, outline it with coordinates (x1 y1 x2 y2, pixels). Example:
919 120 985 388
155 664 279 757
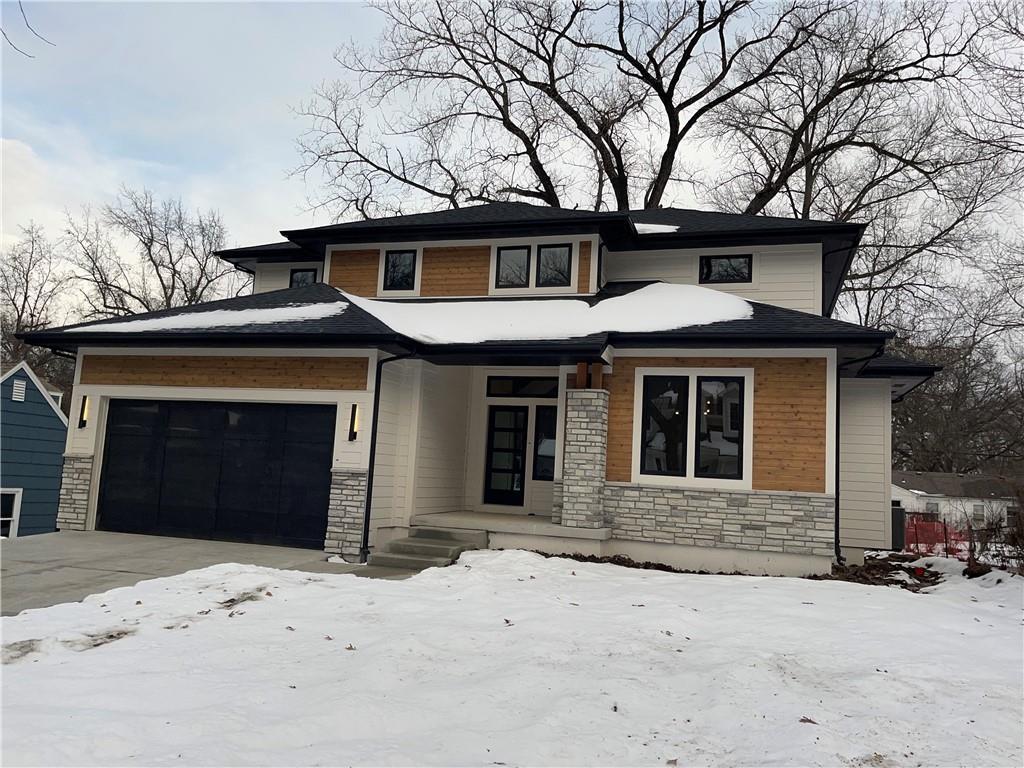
1 361 69 426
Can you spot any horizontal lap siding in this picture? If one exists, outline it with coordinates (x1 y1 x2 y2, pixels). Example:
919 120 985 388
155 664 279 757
839 378 891 549
420 246 492 297
604 357 827 493
328 249 379 295
577 241 592 292
80 355 369 391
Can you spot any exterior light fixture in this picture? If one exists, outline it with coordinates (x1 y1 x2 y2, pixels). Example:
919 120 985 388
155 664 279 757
347 403 359 441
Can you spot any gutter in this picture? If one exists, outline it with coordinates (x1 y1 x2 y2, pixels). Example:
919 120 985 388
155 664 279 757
359 350 417 563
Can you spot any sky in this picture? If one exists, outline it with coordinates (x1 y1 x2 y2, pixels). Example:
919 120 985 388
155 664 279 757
1 1 385 250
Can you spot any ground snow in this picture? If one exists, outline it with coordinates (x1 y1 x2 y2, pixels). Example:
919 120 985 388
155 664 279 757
3 550 1021 767
65 301 350 332
344 282 752 344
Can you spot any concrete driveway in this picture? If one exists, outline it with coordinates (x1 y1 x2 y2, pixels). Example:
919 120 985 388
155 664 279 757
1 531 409 616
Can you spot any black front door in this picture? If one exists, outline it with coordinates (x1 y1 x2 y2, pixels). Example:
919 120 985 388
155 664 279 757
98 400 335 548
484 405 528 506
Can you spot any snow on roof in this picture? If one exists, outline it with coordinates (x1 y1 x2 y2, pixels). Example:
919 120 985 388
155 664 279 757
65 301 350 333
634 222 682 234
344 282 751 344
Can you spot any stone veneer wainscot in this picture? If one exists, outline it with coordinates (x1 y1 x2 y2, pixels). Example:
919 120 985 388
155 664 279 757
56 455 93 531
325 468 369 562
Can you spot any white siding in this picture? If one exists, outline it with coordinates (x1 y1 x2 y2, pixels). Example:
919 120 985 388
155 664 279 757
252 262 322 293
410 364 472 514
839 378 892 549
891 486 1012 525
368 359 416 538
603 243 823 314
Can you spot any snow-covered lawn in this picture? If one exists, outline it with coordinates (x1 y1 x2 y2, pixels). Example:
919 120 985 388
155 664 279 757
2 550 1021 767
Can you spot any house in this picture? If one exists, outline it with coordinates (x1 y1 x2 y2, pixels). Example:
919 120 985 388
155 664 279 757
1 361 70 537
20 202 941 575
893 471 1020 529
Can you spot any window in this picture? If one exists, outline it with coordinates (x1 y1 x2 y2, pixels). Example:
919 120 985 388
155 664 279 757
495 246 531 289
925 502 939 514
289 268 317 288
383 250 417 291
487 376 558 398
639 376 689 476
536 244 572 288
972 504 986 525
699 254 752 284
532 405 557 481
694 377 744 480
1 491 20 538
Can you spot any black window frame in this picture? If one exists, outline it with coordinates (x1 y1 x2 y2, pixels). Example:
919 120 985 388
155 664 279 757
486 376 559 399
693 375 745 481
638 375 689 478
531 405 558 481
535 243 574 288
288 268 318 289
382 249 418 292
495 245 532 289
698 254 753 285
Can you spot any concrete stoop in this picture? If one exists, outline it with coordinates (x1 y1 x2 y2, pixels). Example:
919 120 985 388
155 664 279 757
366 526 487 571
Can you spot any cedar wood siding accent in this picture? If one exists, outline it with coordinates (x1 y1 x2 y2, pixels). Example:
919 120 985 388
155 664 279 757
420 245 492 297
328 249 379 296
603 357 827 493
577 241 592 292
80 355 369 391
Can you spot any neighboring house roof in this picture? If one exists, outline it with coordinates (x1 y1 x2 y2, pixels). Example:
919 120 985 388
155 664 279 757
892 471 1021 501
0 361 69 426
19 281 891 363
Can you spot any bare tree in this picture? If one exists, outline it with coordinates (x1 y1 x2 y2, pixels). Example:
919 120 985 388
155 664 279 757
64 188 241 318
0 224 74 391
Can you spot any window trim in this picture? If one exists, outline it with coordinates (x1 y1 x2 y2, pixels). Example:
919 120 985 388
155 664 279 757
494 245 532 290
535 243 574 288
631 366 754 490
693 375 746 481
381 248 419 294
0 488 23 538
698 254 753 285
288 268 318 289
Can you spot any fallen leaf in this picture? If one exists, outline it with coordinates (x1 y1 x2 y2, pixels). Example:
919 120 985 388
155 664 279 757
800 716 817 725
345 644 357 651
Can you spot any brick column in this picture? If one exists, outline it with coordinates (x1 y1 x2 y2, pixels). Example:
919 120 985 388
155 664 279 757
560 390 608 528
56 455 94 531
324 468 368 561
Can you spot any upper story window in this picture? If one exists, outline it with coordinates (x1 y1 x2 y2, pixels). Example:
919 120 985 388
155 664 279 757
699 254 752 284
496 246 531 289
383 250 417 292
536 244 572 288
289 268 317 288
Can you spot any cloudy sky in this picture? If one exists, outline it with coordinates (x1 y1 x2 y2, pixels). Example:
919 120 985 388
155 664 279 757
2 1 383 250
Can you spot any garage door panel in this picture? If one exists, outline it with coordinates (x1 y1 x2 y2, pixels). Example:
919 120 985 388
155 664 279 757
98 400 335 549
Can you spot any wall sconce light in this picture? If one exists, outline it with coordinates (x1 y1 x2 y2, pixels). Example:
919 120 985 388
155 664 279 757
77 395 90 429
347 403 359 441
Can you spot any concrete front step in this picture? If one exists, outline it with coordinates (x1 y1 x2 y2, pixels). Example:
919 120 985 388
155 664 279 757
409 526 488 548
366 551 454 570
387 539 472 559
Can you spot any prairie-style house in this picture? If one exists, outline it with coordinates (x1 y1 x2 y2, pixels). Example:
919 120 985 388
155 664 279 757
22 203 939 575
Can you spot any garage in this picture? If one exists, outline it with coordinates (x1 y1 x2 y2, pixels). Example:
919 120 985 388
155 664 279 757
97 400 335 549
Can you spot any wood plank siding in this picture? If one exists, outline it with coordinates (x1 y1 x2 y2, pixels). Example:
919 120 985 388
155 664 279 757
420 245 492 297
328 249 379 295
577 241 592 292
80 355 369 391
603 357 828 493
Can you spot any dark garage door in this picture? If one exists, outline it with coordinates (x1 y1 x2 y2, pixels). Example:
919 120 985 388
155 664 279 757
98 400 335 549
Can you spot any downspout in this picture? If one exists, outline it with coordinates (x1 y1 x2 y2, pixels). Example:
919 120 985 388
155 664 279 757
359 350 416 563
834 347 887 564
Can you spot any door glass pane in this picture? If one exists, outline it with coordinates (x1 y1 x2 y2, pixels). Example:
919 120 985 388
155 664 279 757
640 376 688 476
532 405 557 481
695 377 744 479
490 473 512 490
492 452 514 470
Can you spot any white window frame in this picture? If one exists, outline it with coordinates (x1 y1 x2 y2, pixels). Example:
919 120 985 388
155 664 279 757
631 366 755 490
377 247 422 297
1 488 23 538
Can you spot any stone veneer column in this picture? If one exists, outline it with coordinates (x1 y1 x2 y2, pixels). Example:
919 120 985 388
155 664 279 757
324 468 369 562
560 390 608 528
56 455 94 531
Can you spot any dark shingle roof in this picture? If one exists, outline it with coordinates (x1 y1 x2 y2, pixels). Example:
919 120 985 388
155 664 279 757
628 207 845 234
893 471 1021 500
861 353 942 376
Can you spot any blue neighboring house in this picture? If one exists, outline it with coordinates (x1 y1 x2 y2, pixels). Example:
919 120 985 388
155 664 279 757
1 361 68 537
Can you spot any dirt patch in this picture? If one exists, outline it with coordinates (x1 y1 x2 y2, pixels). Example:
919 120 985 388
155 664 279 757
2 638 43 664
532 551 734 575
61 628 137 652
218 587 267 610
810 553 942 592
